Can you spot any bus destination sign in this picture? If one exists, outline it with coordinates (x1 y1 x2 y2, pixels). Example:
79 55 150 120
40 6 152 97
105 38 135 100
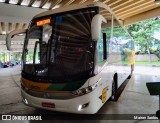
36 18 51 26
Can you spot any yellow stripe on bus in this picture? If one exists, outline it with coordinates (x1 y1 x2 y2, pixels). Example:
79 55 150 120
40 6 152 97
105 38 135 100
21 77 51 91
21 77 71 93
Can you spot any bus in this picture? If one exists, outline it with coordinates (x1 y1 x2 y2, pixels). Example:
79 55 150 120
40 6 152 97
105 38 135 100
6 2 135 114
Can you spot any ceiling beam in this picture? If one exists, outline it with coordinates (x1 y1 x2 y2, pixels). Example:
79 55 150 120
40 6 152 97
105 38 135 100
116 0 155 16
114 0 145 12
108 0 122 7
16 23 19 30
124 7 160 25
118 4 157 19
78 0 97 4
5 23 8 34
19 23 23 29
8 23 12 33
110 0 133 9
102 0 110 4
65 0 75 6
58 0 70 7
93 0 99 2
22 23 27 29
72 0 84 4
29 0 35 7
17 0 23 5
18 23 23 29
12 23 16 31
106 0 121 6
39 0 49 8
100 11 111 15
1 22 5 33
79 0 87 3
49 0 62 9
103 15 112 20
60 0 75 6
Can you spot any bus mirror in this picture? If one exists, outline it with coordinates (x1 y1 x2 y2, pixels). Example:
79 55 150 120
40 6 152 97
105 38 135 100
6 29 27 50
91 14 107 41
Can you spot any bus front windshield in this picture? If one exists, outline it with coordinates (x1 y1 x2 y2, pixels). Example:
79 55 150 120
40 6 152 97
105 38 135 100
22 7 98 82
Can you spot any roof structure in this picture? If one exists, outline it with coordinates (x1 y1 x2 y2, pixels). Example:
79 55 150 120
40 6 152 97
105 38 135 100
0 0 160 51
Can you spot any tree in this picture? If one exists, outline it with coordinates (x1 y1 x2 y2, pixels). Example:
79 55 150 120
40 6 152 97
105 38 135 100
127 17 160 54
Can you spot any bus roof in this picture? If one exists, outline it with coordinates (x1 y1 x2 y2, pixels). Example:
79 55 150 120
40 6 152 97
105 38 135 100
34 2 113 19
33 2 126 31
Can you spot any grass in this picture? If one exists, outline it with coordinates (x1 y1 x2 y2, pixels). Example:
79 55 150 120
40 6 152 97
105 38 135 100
135 61 160 65
121 61 160 66
98 60 160 66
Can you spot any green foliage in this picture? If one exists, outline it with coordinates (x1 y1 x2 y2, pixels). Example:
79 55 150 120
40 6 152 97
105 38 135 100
127 17 160 53
0 53 5 62
12 52 22 61
135 61 160 65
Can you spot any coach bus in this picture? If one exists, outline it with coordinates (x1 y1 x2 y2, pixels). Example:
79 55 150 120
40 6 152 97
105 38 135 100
6 2 135 114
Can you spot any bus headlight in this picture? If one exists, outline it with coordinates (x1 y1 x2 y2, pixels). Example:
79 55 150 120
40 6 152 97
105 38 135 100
72 81 98 96
78 102 89 111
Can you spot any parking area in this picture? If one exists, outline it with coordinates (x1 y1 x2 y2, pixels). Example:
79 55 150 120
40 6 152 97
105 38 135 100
0 65 160 123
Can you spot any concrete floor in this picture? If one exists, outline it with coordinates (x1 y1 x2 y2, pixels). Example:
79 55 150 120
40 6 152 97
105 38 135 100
0 65 160 123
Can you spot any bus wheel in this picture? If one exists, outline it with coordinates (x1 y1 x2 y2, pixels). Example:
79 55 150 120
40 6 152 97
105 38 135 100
111 73 118 101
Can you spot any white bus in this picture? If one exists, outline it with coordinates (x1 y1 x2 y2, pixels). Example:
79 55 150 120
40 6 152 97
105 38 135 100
6 2 135 114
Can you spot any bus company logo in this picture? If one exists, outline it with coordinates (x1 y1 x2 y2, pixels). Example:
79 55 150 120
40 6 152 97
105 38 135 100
2 115 11 120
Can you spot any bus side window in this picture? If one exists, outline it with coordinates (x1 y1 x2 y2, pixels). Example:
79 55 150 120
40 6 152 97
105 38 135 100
40 42 47 64
95 32 107 74
97 38 103 63
42 24 52 43
103 33 107 60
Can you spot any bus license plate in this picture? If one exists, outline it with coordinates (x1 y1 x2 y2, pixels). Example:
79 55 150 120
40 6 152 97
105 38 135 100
42 102 55 108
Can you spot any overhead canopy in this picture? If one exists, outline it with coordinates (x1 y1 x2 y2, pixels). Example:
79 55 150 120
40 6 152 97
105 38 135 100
0 0 160 51
0 0 159 35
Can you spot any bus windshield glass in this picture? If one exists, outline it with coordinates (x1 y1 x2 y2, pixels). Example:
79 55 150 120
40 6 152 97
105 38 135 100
22 7 98 82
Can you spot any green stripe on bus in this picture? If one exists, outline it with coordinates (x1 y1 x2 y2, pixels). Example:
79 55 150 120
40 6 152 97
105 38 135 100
47 84 66 91
46 79 87 91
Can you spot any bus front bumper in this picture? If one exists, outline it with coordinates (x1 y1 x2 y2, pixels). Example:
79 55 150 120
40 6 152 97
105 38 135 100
21 89 99 114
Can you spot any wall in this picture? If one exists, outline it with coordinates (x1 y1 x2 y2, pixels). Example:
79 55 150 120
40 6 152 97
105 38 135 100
136 54 159 62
